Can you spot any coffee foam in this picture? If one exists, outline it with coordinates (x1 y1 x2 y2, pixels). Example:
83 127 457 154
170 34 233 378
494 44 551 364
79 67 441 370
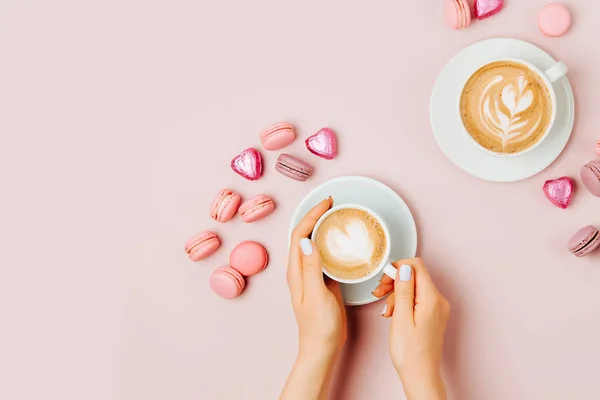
326 219 374 266
460 61 553 154
314 209 386 281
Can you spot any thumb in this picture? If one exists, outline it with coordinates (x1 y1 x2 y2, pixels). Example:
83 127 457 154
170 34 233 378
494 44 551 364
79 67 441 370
393 264 415 326
299 238 326 291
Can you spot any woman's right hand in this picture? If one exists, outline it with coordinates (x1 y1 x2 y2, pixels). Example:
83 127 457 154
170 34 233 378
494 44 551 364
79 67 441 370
373 258 450 400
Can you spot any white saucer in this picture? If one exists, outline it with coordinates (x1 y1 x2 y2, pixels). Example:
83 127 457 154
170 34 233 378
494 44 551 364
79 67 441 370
289 176 417 306
430 38 575 182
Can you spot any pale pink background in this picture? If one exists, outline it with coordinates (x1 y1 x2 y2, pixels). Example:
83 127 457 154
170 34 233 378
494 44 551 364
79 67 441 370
2 0 600 399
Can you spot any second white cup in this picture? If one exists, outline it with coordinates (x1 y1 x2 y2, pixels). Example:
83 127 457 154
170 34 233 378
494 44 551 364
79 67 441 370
458 58 568 157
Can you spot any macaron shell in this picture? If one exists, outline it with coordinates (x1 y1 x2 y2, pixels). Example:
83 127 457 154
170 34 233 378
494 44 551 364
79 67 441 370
210 267 245 299
581 162 600 197
239 194 275 223
460 0 472 27
444 0 471 29
444 0 459 29
539 3 571 37
276 154 313 181
184 232 220 261
230 241 269 276
569 226 600 257
210 189 242 222
260 123 296 151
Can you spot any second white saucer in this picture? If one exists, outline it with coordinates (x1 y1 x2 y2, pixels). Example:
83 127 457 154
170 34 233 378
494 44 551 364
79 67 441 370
430 38 575 183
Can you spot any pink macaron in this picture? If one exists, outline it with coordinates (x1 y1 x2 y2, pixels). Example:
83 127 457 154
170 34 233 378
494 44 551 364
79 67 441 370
444 0 472 29
209 266 246 299
210 189 242 223
184 231 221 261
568 225 600 258
239 194 275 223
275 153 313 182
595 140 600 157
260 122 296 151
581 161 600 197
539 3 571 37
230 241 269 276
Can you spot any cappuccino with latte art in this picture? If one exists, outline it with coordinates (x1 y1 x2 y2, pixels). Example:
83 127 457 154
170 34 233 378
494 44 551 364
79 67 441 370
460 61 554 155
313 208 386 281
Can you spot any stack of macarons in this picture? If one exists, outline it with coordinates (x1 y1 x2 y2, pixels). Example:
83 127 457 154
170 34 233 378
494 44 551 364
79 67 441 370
209 241 269 299
185 235 270 300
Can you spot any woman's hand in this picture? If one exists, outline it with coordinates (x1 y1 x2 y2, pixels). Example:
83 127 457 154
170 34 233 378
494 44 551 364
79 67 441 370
374 258 450 400
280 197 346 400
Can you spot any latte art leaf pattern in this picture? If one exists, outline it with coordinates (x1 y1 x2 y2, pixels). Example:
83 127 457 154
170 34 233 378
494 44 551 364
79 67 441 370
479 74 541 150
460 61 552 155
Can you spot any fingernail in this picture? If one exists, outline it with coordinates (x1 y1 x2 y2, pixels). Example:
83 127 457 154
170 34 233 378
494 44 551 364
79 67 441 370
400 264 412 281
381 303 388 316
300 238 313 256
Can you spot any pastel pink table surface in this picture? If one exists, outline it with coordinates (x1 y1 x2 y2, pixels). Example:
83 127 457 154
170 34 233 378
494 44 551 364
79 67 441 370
2 1 600 399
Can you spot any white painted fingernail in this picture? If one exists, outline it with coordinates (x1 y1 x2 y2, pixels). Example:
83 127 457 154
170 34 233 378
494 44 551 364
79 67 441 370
399 264 412 281
381 303 388 316
300 238 313 256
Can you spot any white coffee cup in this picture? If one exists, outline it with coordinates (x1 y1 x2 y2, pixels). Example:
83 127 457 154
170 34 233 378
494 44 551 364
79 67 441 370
458 58 568 157
311 204 404 284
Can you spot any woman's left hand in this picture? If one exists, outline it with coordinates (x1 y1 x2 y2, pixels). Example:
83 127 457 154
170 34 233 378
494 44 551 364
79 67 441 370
287 197 347 358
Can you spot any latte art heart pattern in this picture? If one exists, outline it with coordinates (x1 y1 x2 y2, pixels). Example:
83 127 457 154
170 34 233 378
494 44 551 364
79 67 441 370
326 219 374 266
315 208 387 281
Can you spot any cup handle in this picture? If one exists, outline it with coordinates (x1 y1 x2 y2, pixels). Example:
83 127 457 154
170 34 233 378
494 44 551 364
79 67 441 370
544 61 568 83
382 262 405 280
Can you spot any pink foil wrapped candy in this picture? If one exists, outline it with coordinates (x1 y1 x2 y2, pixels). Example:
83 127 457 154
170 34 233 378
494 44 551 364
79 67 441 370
543 177 575 209
474 0 503 20
305 128 338 160
231 148 263 181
